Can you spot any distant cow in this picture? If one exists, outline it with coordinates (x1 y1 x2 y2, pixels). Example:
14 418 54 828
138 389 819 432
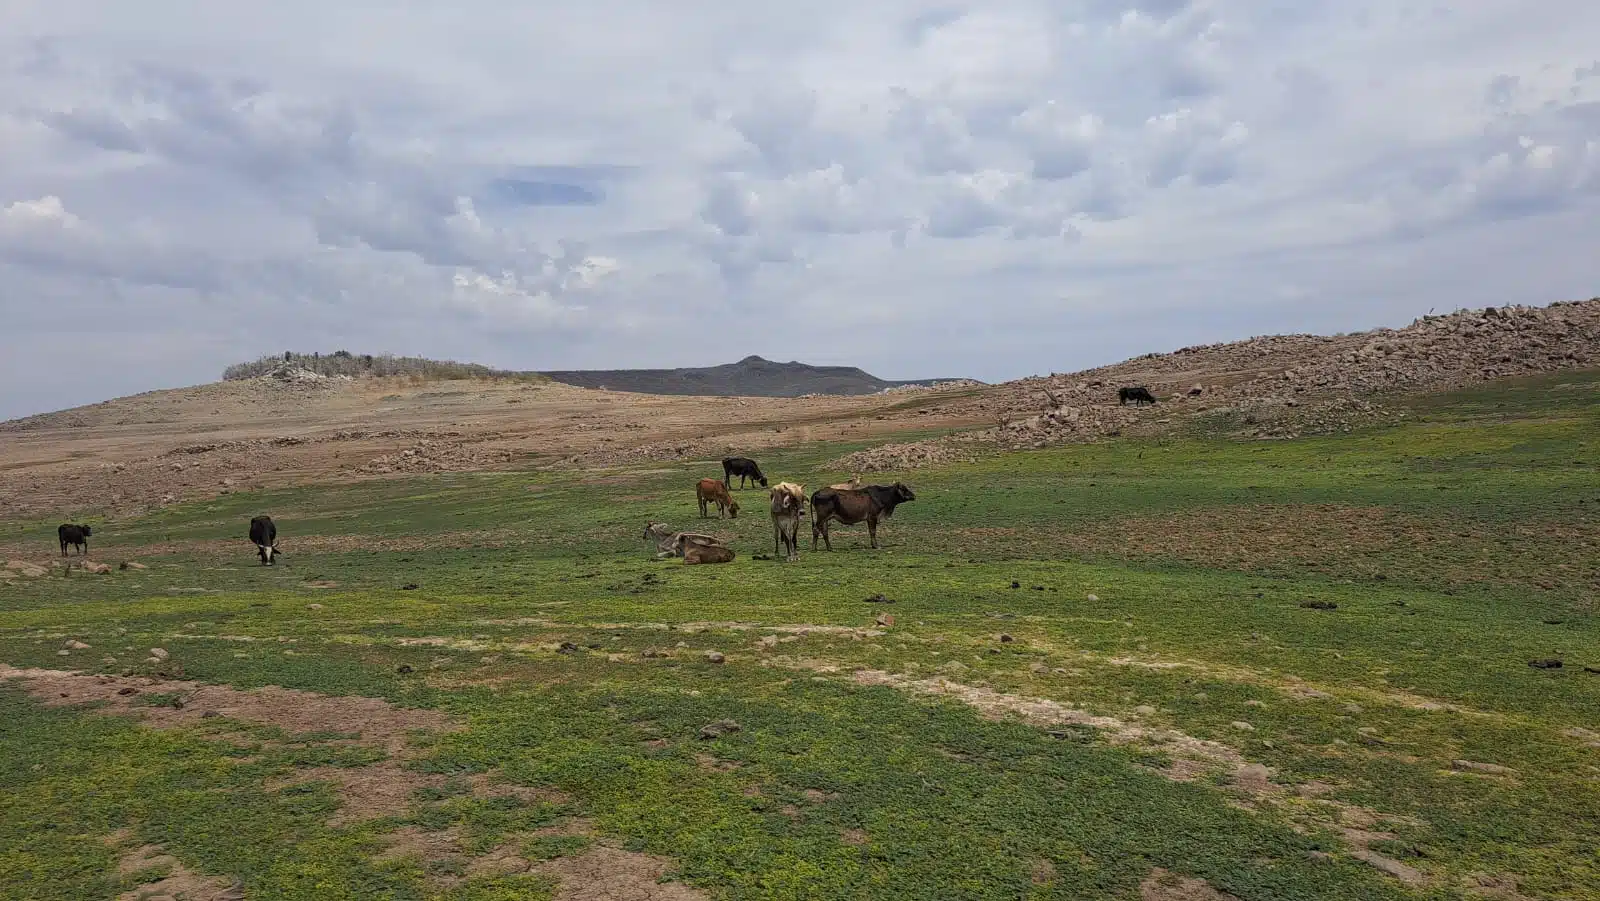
769 482 806 562
249 515 280 565
696 478 740 519
810 483 916 551
57 524 91 557
722 456 768 490
1118 386 1157 406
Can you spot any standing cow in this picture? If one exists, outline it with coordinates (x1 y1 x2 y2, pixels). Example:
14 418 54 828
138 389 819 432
769 482 806 562
696 478 741 519
1118 386 1157 406
810 483 916 550
249 515 281 565
57 523 92 556
722 456 768 490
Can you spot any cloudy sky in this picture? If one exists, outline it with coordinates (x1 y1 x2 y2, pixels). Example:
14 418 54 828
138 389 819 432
2 1 1598 419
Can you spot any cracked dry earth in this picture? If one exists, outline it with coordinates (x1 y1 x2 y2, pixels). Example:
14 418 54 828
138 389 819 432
0 665 708 901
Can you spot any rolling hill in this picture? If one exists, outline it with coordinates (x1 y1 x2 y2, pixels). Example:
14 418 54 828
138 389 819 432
538 355 976 397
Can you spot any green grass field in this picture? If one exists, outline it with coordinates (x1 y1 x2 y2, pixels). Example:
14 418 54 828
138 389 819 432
3 371 1598 900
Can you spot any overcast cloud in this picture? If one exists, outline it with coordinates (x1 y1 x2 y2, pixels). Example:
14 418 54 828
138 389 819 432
2 1 1598 418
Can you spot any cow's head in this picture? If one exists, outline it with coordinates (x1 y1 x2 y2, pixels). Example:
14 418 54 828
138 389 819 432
891 483 916 503
81 525 92 537
727 499 741 519
757 475 769 487
258 542 281 565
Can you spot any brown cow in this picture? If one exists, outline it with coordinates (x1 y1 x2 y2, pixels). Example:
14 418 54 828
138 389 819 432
810 482 916 550
684 543 735 565
696 478 740 519
769 482 806 562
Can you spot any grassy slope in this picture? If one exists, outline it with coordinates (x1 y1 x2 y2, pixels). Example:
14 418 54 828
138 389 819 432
2 371 1598 900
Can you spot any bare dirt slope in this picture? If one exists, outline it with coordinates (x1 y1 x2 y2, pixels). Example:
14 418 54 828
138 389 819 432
0 370 986 519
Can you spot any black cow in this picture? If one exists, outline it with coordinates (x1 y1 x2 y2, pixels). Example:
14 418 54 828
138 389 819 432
722 456 768 489
1118 386 1157 406
249 515 281 565
57 523 92 557
810 483 916 550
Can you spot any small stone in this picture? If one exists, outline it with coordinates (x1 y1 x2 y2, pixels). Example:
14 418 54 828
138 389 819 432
998 633 1014 643
1028 663 1050 674
400 583 419 590
306 603 324 611
396 664 414 674
698 719 741 740
120 561 148 571
149 648 170 660
876 613 895 627
642 648 671 659
1086 594 1099 602
1528 658 1563 669
56 649 71 657
1300 600 1337 610
1010 581 1021 589
1451 759 1514 776
64 640 91 650
863 593 893 603
705 650 726 664
1231 721 1255 731
1245 699 1267 708
82 562 112 575
201 710 222 719
557 641 579 654
1133 705 1157 716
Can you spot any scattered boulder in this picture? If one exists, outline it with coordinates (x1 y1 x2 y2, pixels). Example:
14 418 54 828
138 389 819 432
704 650 726 664
81 562 113 575
149 648 170 661
1528 658 1563 669
64 640 91 650
1451 760 1515 776
875 613 895 627
119 561 148 571
395 664 415 674
863 593 894 603
698 719 741 740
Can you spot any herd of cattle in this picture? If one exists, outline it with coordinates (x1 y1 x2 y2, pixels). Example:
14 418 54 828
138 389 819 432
665 456 916 564
53 456 914 568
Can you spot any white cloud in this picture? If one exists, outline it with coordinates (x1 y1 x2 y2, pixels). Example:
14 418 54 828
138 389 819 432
2 0 1600 419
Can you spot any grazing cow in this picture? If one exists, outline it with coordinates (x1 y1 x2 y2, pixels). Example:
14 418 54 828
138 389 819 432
643 522 726 559
829 475 862 490
684 543 735 565
1118 386 1157 406
769 482 806 562
810 483 916 551
696 478 740 519
249 515 281 565
57 524 91 557
722 456 768 490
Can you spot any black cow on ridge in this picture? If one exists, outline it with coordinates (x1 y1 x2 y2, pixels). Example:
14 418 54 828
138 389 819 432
249 515 281 566
1118 386 1157 406
722 456 768 490
57 524 91 557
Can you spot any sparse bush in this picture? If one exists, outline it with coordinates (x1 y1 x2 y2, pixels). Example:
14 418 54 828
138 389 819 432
222 352 540 382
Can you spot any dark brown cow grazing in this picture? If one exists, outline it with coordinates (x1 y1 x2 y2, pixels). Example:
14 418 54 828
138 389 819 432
249 515 280 565
810 482 916 550
696 478 740 518
58 523 91 556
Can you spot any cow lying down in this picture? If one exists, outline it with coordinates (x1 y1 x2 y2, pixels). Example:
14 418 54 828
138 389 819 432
642 522 735 564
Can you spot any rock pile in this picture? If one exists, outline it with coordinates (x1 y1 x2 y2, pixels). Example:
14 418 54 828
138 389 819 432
840 298 1600 469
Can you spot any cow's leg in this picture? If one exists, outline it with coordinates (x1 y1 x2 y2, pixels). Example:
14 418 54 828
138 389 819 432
868 518 879 549
60 540 67 557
